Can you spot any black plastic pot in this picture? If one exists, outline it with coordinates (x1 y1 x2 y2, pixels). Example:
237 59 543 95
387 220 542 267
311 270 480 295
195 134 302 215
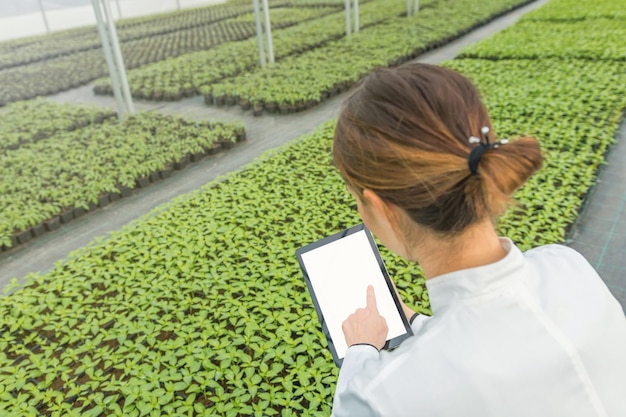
220 140 235 150
32 223 46 237
16 229 33 245
161 166 173 179
191 152 204 162
44 216 61 232
265 102 277 113
60 210 74 224
136 177 150 188
73 206 86 219
240 99 251 111
150 171 161 182
175 155 190 170
98 194 110 208
207 143 222 155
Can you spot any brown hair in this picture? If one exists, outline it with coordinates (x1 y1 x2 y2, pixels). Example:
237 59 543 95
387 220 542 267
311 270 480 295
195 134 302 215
333 63 542 235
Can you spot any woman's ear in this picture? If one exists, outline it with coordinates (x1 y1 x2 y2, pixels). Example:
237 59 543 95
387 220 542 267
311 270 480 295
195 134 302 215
360 189 413 259
362 189 396 228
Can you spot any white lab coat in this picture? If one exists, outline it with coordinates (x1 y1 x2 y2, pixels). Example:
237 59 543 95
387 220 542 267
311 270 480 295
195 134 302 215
332 239 626 417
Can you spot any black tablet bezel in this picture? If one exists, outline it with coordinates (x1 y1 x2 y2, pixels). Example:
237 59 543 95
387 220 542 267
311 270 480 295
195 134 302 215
295 223 413 367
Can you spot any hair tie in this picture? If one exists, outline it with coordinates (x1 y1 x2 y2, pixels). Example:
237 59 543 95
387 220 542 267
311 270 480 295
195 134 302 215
468 127 508 176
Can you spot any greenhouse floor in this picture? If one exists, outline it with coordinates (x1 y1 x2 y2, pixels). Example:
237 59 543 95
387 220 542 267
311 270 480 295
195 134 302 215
3 0 625 314
568 119 626 313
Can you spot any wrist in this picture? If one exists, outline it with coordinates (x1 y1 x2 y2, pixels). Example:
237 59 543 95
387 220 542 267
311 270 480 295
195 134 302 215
349 342 382 352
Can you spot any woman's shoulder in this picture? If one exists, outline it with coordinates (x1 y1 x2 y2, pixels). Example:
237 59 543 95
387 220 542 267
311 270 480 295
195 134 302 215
523 243 595 274
520 242 606 294
519 242 622 318
524 242 586 258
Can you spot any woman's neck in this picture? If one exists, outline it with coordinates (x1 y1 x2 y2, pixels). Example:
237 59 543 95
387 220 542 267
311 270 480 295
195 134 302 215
411 221 507 279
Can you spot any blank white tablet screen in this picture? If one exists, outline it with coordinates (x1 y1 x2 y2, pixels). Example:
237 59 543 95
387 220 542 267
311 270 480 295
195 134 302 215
300 230 406 359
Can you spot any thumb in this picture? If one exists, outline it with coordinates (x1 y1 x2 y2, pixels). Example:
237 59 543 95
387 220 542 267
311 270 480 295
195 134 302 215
366 285 378 312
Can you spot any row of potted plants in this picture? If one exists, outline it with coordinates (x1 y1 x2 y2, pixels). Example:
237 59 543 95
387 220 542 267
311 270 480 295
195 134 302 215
219 6 338 25
458 17 626 61
1 0 625 415
92 0 414 100
0 1 276 71
0 5 336 106
0 99 116 151
0 111 246 251
204 0 533 114
284 0 358 5
90 6 341 101
520 0 625 21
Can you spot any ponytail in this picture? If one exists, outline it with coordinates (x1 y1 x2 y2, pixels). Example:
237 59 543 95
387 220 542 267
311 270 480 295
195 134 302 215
334 63 543 235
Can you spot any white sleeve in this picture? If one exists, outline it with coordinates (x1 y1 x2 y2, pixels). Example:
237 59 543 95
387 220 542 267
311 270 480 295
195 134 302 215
331 345 381 417
410 313 431 334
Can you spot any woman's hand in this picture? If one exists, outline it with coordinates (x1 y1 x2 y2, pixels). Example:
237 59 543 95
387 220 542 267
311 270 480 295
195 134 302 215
342 286 389 351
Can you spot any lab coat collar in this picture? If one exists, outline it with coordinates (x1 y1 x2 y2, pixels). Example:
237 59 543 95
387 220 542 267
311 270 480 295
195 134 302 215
425 238 526 315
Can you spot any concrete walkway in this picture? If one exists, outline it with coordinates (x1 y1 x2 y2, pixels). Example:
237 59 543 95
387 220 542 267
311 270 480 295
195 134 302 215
19 0 626 304
568 119 626 312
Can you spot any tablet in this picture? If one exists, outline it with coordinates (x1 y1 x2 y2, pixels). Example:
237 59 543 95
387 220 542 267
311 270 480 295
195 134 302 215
296 224 413 367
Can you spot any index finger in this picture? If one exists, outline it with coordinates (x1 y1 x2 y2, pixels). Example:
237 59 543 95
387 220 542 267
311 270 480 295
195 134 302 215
366 285 378 312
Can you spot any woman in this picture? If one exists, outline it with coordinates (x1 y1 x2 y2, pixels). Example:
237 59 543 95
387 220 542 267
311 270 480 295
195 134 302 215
331 63 626 417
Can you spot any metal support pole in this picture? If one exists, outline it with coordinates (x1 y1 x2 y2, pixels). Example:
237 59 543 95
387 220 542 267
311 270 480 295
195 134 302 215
344 0 351 36
407 0 412 16
37 0 50 34
252 0 266 68
102 0 134 114
93 0 124 119
353 0 359 33
176 0 181 10
114 0 122 19
92 0 134 121
261 0 274 65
